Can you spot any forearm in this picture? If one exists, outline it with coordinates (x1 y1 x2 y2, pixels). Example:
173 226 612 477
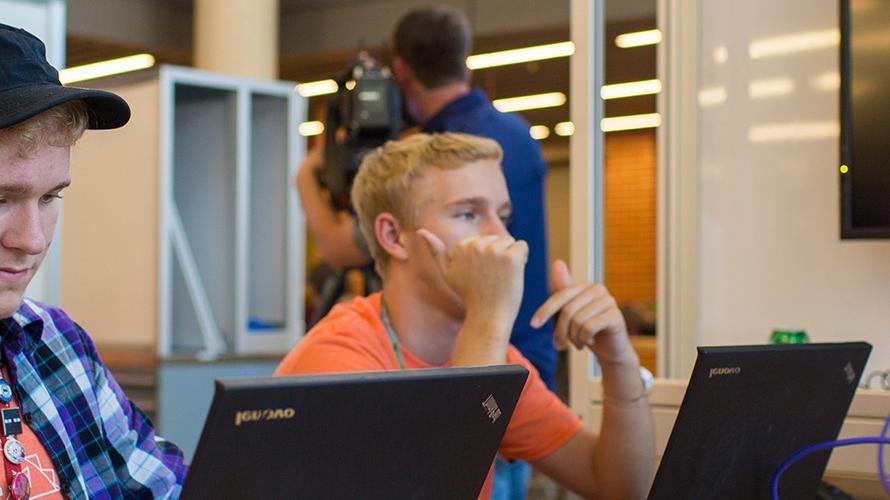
450 308 513 367
296 167 370 267
593 358 656 499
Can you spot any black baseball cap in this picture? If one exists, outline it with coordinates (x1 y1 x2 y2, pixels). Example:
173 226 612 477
0 23 130 130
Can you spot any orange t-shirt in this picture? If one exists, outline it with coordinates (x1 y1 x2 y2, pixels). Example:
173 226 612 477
275 293 583 499
0 368 63 499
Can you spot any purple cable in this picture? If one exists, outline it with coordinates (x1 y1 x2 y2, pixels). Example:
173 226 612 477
880 411 890 494
770 412 890 500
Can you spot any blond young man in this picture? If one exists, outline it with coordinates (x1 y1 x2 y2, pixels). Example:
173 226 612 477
276 133 656 499
0 24 185 498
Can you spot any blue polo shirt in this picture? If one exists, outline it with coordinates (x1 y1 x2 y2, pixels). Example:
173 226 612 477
422 88 557 390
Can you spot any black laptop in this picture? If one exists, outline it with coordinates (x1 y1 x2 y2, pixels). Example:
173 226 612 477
181 365 528 499
649 342 871 500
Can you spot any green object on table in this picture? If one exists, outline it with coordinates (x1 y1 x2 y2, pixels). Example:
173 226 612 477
770 329 809 344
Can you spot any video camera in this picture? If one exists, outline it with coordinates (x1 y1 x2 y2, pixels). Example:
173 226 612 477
318 52 404 211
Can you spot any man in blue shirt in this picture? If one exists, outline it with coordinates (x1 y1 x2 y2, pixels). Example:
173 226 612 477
390 7 557 498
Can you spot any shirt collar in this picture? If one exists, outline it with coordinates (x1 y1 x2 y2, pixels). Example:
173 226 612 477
2 300 46 349
422 87 489 133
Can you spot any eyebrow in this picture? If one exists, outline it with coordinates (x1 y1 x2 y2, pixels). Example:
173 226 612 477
0 179 71 195
446 197 513 212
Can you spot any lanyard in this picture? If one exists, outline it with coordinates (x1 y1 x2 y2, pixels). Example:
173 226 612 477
380 297 406 371
0 377 28 500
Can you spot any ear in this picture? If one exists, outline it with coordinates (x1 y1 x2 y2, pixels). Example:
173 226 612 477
392 57 412 87
375 212 409 262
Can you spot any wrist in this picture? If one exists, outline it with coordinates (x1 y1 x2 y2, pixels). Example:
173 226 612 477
464 302 516 335
600 357 652 404
453 313 512 367
465 307 512 331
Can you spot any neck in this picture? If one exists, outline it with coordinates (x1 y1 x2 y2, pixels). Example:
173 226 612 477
381 272 462 366
415 82 472 124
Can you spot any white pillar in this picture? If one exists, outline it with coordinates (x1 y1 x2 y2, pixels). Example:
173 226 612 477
193 0 279 79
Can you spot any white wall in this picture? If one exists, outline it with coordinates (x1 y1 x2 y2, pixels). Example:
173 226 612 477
696 0 890 376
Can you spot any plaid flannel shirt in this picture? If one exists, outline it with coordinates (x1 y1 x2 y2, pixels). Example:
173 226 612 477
1 299 187 499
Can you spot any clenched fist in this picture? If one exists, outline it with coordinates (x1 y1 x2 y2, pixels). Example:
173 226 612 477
417 229 529 323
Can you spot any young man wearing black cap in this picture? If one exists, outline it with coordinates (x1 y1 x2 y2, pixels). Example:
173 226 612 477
0 23 186 498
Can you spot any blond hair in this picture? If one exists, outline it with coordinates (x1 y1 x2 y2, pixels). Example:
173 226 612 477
351 132 503 272
1 101 90 158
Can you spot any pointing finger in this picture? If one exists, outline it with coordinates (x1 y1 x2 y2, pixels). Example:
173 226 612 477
530 283 589 329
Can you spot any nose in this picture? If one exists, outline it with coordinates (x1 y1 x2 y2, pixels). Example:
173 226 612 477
484 214 511 238
1 205 50 256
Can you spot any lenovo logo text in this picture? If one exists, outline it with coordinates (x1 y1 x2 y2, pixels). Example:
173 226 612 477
708 366 741 378
234 407 296 426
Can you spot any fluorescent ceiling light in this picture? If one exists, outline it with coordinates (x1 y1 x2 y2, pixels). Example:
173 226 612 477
529 125 550 140
601 113 661 133
748 29 839 59
601 79 661 100
554 121 574 137
59 54 155 84
748 77 794 99
297 79 338 97
615 29 662 48
493 92 566 112
698 86 727 107
811 72 840 91
298 121 325 136
748 121 839 143
467 41 574 70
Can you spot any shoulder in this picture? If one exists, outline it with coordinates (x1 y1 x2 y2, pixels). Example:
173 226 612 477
453 107 547 182
275 294 393 375
17 299 92 351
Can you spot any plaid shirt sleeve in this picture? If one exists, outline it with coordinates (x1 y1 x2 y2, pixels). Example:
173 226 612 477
82 329 188 498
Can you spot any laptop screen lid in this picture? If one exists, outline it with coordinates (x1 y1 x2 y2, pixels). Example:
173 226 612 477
181 364 528 499
648 342 871 500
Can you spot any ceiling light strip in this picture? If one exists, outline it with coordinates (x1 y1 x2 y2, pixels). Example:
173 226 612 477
296 79 338 97
615 29 662 48
59 54 156 84
298 121 325 136
554 121 574 136
492 92 567 112
466 41 575 70
601 79 661 100
601 113 661 133
529 125 550 140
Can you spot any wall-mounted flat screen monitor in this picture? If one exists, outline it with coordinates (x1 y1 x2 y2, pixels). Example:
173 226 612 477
840 0 890 238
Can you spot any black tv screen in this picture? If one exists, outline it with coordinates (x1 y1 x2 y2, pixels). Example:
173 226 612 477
840 0 890 238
